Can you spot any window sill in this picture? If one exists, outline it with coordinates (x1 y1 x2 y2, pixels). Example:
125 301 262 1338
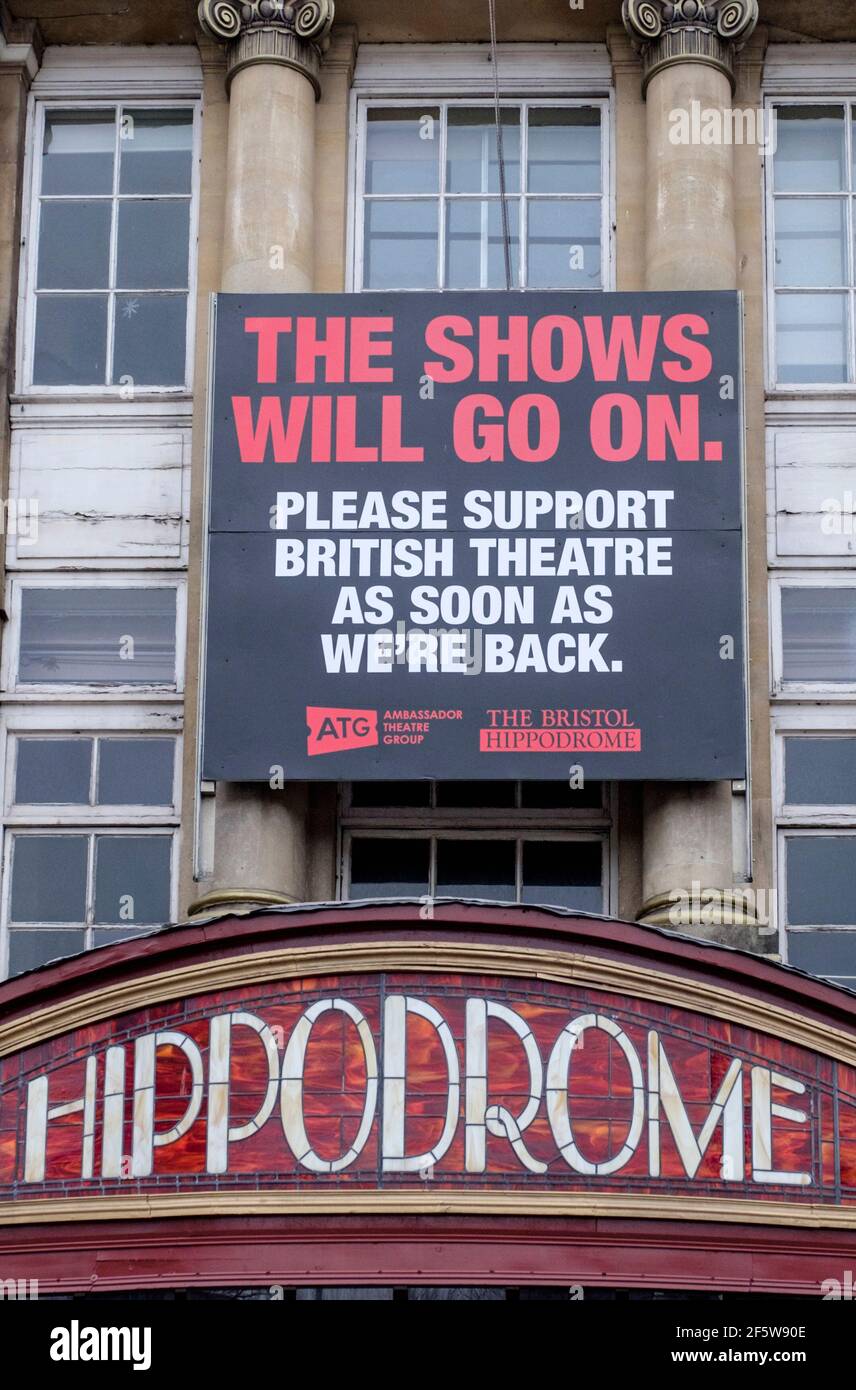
0 691 185 704
765 394 856 424
10 394 194 424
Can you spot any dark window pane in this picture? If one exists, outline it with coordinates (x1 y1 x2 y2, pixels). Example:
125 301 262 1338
42 111 115 195
528 107 601 193
365 108 440 195
521 841 602 912
93 835 172 925
116 200 189 288
15 738 93 804
37 201 111 289
446 108 520 194
349 838 429 898
435 782 516 808
113 293 187 386
786 836 856 925
10 835 87 922
119 110 194 194
436 839 515 899
787 930 856 985
782 587 856 682
97 738 174 805
349 781 430 808
33 294 107 385
774 106 846 193
363 200 438 289
785 737 856 805
8 930 87 976
521 780 603 809
19 587 177 684
776 293 849 385
445 198 520 289
528 199 601 289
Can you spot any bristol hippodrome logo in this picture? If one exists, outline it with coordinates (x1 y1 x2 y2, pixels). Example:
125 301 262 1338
6 975 835 1199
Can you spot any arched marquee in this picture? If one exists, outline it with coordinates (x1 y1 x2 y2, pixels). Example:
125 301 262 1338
1 901 855 1295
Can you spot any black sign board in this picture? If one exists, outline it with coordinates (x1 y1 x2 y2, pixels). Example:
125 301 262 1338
203 291 745 781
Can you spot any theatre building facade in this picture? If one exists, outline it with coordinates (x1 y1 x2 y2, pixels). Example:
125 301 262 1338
1 0 856 1297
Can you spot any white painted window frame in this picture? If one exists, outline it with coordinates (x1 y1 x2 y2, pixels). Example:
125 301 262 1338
1 572 187 698
0 706 182 979
769 571 856 698
16 91 202 400
762 81 856 395
771 711 856 973
0 823 180 979
3 728 182 823
776 827 856 934
346 45 614 294
350 96 612 293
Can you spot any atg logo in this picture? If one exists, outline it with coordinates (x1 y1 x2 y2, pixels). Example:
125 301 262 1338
306 706 378 756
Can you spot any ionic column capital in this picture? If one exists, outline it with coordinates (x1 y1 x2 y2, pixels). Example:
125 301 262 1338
197 0 335 98
621 0 759 94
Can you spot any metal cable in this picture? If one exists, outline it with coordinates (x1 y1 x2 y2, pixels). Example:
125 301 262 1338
487 0 513 291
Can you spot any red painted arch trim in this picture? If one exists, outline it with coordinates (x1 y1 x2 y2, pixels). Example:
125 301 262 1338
0 900 854 1040
0 1214 853 1296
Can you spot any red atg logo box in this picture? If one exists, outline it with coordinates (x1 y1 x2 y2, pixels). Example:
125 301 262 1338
306 707 378 755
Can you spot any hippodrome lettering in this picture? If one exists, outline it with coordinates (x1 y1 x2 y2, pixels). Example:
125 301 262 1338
22 995 810 1187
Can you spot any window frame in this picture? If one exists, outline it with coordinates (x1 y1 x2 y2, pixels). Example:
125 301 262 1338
769 571 856 698
1 573 187 697
3 730 182 823
0 824 179 978
763 95 856 394
339 781 616 914
348 95 614 294
773 715 856 823
16 94 202 398
776 827 856 933
0 710 182 980
772 712 856 983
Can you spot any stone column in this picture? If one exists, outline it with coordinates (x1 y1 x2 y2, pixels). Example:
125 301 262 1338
188 0 336 918
199 0 334 293
620 0 762 940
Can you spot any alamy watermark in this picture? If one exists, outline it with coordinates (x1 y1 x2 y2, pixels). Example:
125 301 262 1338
0 1277 38 1300
821 1271 856 1300
669 101 777 156
669 881 776 933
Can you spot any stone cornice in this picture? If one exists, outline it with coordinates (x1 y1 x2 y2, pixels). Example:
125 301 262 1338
197 0 334 97
621 0 759 94
0 0 43 86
